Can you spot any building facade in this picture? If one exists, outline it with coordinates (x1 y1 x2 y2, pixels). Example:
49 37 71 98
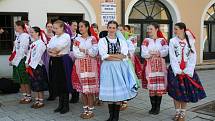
0 0 214 77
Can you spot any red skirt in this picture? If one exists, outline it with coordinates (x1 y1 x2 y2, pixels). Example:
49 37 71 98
72 56 99 94
142 57 167 96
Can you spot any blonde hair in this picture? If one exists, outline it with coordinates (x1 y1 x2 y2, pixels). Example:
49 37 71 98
53 20 64 28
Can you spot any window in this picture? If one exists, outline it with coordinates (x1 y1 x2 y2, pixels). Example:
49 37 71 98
47 13 84 24
128 0 172 52
0 12 28 55
204 3 215 60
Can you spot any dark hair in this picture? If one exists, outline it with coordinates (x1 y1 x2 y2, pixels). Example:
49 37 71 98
80 20 91 36
175 22 194 53
91 23 98 29
99 30 108 38
32 26 41 36
149 22 160 30
124 25 131 31
46 22 52 27
70 20 78 25
15 20 25 30
107 20 119 28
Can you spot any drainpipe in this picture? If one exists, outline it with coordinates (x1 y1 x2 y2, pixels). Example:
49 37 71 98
121 0 125 25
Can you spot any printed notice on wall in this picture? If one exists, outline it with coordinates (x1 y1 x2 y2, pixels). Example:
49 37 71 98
101 2 116 26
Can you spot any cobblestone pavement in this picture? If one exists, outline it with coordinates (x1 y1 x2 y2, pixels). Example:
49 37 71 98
0 70 215 121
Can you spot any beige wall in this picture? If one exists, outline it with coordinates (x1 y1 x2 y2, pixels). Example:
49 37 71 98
92 0 212 64
174 0 211 64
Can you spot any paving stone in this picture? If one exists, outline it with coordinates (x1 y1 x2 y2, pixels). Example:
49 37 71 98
0 70 214 121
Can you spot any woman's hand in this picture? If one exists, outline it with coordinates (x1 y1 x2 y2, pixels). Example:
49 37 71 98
79 48 86 53
149 51 160 58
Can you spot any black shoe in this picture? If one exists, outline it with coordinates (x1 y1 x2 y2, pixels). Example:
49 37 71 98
112 104 120 121
69 91 79 103
149 96 156 114
106 104 114 121
154 96 162 115
54 96 63 113
60 93 69 114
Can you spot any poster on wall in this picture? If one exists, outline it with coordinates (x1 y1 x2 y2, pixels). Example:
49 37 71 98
101 1 116 26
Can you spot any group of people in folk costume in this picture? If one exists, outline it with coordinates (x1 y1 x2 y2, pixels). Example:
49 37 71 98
8 18 206 121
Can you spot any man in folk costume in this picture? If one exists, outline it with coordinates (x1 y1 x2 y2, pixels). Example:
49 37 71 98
141 23 168 115
168 22 206 121
9 20 31 104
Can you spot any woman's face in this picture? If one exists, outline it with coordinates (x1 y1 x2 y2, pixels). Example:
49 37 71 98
53 23 64 35
124 27 130 33
46 23 53 32
147 25 158 37
118 26 124 32
15 25 24 33
30 28 39 40
93 27 99 34
174 26 184 37
79 22 88 34
107 23 117 35
71 22 78 32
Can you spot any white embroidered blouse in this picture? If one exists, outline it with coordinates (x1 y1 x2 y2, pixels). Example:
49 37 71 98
47 33 71 55
169 36 196 77
98 37 128 60
73 36 98 58
141 38 169 59
11 33 30 66
25 39 46 69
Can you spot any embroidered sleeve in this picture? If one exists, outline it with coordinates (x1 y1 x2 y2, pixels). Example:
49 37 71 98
98 38 109 60
142 39 149 46
159 39 169 57
169 39 182 76
30 43 46 69
73 40 80 47
141 39 151 58
88 36 98 57
73 40 85 58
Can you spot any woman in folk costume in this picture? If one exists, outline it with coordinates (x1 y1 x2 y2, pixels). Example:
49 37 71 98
69 20 81 104
45 22 54 41
116 29 141 111
72 20 99 119
9 20 31 104
44 22 56 101
141 23 168 115
122 25 142 80
25 26 48 109
47 20 73 114
90 23 103 106
99 21 137 121
168 22 206 121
